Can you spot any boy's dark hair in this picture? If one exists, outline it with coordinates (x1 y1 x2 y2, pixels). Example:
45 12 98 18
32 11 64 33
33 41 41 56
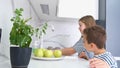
83 25 106 49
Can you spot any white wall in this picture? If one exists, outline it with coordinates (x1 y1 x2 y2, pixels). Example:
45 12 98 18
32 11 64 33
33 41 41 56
0 0 13 58
13 0 31 19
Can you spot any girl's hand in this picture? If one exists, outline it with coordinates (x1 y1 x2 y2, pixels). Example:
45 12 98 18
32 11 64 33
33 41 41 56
89 58 110 68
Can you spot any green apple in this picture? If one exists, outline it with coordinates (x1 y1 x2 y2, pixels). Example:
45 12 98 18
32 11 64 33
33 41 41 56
41 48 46 52
34 48 44 57
41 48 47 57
53 50 62 58
44 50 53 58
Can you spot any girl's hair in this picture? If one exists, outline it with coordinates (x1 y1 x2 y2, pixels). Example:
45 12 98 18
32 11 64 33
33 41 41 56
79 15 96 28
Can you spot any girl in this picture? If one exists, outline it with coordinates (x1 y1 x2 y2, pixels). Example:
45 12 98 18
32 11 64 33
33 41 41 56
61 15 96 59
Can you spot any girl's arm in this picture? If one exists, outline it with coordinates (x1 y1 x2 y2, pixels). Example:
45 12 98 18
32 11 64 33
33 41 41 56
61 47 76 56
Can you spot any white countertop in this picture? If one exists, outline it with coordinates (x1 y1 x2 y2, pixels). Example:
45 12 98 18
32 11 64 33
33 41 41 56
0 56 89 68
29 56 89 68
0 56 11 68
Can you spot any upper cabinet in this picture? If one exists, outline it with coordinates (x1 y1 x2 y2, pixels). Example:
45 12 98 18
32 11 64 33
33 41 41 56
57 0 99 19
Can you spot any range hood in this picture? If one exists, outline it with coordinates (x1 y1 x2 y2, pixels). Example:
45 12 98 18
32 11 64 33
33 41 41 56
29 0 58 21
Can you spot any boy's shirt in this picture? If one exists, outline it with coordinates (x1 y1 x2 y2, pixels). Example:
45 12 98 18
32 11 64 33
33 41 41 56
94 52 118 68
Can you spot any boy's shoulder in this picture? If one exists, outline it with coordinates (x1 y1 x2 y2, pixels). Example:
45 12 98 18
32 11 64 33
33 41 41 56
94 52 118 68
95 51 112 57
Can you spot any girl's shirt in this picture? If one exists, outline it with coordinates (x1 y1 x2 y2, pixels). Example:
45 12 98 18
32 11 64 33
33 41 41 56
73 38 94 59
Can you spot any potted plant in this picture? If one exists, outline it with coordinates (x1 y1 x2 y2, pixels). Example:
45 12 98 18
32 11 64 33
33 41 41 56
9 8 48 68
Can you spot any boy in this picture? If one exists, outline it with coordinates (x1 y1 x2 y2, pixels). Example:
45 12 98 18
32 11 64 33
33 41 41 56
83 25 117 68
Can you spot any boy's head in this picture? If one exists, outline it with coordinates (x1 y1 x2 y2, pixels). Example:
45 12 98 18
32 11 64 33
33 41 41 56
83 25 106 52
79 15 96 33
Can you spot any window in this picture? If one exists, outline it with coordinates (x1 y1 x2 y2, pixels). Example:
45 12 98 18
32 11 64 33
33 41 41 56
57 0 98 19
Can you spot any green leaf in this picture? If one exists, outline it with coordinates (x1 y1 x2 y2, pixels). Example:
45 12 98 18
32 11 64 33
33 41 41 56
19 35 32 48
42 28 46 34
20 8 23 11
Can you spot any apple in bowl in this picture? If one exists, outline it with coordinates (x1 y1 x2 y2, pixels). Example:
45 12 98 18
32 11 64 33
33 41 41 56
34 48 44 57
53 50 62 58
33 48 62 58
44 50 53 58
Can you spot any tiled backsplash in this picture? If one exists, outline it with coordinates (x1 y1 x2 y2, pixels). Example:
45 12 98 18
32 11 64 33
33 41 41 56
31 20 81 48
